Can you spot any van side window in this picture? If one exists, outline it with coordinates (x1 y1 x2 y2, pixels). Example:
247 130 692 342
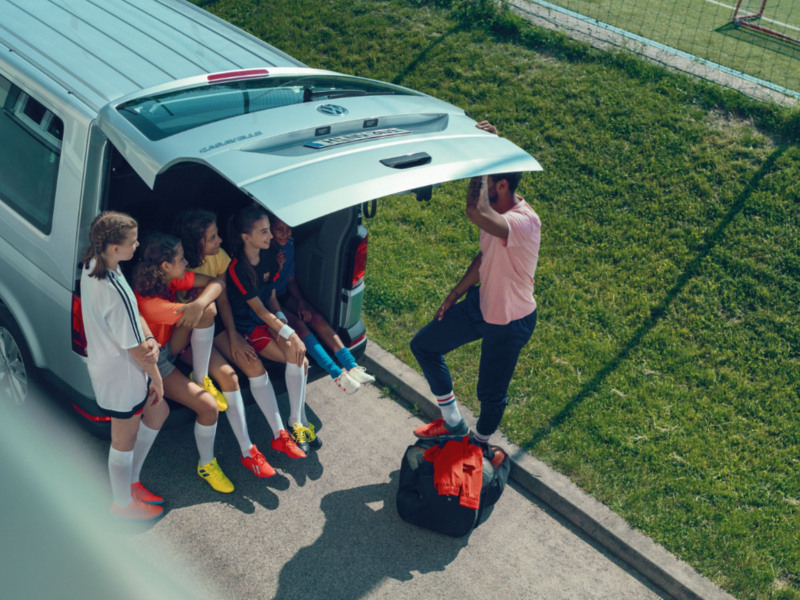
0 74 63 234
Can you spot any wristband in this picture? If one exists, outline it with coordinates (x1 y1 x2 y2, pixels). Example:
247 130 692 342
278 324 295 340
145 335 155 342
276 311 287 322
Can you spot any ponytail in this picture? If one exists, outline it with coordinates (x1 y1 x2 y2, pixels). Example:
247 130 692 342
227 204 269 290
81 211 138 280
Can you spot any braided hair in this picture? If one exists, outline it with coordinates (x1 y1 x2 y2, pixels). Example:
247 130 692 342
172 209 217 270
133 232 182 298
81 211 138 280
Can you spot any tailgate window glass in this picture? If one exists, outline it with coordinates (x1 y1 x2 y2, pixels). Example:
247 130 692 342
118 75 420 141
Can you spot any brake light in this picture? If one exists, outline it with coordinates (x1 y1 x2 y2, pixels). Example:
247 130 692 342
349 333 366 347
207 69 269 82
351 235 368 289
72 293 87 357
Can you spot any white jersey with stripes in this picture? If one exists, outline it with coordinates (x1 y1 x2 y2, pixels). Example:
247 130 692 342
81 259 148 412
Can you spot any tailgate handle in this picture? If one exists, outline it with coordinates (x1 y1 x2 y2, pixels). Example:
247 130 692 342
380 152 431 169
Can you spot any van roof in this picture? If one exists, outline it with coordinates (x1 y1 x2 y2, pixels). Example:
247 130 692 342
0 0 305 111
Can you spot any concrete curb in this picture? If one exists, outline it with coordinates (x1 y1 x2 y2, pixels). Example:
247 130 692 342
362 339 736 600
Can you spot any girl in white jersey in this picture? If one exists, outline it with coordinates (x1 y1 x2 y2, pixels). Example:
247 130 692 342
80 212 168 521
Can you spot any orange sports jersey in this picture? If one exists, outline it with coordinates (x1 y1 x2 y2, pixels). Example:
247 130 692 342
135 271 196 347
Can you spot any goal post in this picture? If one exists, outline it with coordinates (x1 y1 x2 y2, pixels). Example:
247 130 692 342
731 0 800 45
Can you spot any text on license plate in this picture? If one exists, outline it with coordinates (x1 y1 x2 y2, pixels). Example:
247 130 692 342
305 128 412 149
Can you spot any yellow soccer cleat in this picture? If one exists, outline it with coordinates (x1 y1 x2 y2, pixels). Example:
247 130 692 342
197 457 234 493
190 372 227 412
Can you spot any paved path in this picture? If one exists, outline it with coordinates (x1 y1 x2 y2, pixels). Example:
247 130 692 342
22 377 671 600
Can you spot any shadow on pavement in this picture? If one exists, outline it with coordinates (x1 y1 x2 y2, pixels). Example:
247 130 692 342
274 470 469 600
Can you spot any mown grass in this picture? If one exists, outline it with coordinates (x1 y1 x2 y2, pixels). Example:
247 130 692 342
194 0 799 597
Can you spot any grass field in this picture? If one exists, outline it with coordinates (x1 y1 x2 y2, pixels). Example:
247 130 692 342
521 0 800 96
191 0 800 598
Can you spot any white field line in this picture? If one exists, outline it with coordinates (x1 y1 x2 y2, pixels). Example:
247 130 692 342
704 0 800 32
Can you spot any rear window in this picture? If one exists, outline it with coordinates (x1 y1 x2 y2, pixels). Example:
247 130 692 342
117 75 420 141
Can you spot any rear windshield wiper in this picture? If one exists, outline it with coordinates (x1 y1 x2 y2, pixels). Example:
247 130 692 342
303 88 396 102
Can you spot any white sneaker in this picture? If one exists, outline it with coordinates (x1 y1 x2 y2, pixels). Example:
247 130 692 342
348 366 376 384
334 370 361 395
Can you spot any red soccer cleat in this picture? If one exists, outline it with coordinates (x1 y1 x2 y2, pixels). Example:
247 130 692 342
131 481 164 505
413 418 469 439
271 430 307 459
110 497 164 521
241 444 276 478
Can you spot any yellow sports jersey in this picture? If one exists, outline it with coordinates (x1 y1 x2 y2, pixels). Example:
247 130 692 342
177 248 232 303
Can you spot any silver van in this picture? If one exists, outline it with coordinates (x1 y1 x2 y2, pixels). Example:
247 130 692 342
0 0 541 437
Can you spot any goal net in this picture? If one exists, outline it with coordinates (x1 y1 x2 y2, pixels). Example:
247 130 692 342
732 0 800 45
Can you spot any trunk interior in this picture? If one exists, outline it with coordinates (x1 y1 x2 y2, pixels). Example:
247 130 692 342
103 144 366 421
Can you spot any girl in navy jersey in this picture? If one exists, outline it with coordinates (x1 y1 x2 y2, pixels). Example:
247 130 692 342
80 211 167 521
270 214 374 394
223 205 315 455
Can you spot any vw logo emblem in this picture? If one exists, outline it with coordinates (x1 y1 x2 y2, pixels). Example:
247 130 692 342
317 104 348 116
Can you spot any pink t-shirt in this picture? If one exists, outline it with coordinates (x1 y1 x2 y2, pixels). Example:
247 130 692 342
478 198 541 325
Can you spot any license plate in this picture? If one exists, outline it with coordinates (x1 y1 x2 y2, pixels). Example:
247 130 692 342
305 127 412 149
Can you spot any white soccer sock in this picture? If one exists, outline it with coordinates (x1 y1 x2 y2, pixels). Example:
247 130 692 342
249 375 284 440
131 422 159 484
191 325 215 382
300 404 309 428
285 362 307 426
109 448 134 508
224 389 253 457
194 421 217 466
474 431 491 444
435 391 463 427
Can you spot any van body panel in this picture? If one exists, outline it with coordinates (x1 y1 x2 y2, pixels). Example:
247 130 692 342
0 66 90 290
0 232 73 370
0 0 304 110
97 91 542 226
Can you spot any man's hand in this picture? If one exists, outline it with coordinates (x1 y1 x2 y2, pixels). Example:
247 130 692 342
436 290 460 321
297 301 313 322
143 338 160 364
277 250 287 270
174 302 204 328
148 379 164 406
466 175 489 210
230 330 257 365
476 120 498 135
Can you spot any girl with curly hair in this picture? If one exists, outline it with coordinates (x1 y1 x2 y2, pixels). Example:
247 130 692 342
80 211 167 520
133 233 250 492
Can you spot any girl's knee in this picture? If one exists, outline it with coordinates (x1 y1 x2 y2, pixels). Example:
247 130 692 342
198 393 219 422
219 367 239 391
144 400 170 429
199 302 217 327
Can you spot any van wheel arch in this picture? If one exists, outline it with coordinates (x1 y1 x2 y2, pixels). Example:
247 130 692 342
0 303 35 406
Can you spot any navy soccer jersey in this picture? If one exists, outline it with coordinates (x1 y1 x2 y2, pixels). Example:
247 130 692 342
226 247 281 333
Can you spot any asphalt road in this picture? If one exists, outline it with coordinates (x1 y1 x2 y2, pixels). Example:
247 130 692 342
16 374 671 600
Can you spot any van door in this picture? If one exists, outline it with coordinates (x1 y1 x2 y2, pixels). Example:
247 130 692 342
96 73 542 226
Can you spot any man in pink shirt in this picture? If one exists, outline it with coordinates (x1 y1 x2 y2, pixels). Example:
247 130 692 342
410 121 540 450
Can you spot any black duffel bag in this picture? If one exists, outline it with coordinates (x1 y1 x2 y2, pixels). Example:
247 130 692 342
396 438 511 538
